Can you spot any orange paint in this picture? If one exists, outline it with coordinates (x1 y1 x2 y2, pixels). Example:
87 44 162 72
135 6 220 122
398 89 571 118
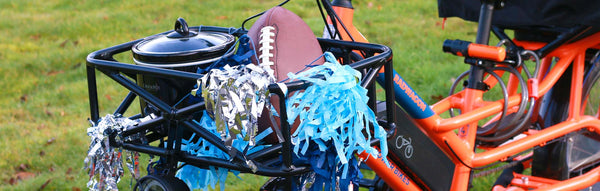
328 6 368 43
358 152 422 190
468 43 506 61
330 2 600 190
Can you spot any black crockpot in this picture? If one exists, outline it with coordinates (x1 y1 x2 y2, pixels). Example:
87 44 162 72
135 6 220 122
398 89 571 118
132 18 235 115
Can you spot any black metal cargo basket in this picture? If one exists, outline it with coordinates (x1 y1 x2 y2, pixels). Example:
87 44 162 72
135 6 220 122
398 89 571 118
85 25 395 185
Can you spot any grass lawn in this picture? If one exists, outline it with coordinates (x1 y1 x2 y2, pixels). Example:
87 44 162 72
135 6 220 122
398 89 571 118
0 0 503 190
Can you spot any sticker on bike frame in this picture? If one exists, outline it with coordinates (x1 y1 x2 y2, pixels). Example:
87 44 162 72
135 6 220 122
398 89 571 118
377 69 435 119
373 153 411 186
395 135 414 159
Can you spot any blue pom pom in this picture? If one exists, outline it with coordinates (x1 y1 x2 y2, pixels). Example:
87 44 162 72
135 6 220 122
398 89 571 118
287 52 388 190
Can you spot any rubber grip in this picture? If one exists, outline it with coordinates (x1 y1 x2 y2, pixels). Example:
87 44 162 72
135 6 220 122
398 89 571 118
468 43 506 62
443 39 470 57
443 39 507 62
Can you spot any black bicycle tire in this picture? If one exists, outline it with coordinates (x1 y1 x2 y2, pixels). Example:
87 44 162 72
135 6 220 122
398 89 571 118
533 51 600 181
134 175 190 191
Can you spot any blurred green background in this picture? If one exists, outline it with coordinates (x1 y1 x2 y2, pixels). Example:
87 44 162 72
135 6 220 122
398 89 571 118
0 0 482 190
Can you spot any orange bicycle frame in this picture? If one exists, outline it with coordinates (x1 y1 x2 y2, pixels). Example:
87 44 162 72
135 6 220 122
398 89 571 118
327 1 600 190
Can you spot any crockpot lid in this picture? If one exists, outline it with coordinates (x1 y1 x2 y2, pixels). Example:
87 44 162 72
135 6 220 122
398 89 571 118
132 18 235 64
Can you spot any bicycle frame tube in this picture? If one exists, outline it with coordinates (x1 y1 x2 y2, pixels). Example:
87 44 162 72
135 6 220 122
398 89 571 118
357 152 422 190
375 70 435 119
325 2 430 190
329 0 600 190
427 30 600 190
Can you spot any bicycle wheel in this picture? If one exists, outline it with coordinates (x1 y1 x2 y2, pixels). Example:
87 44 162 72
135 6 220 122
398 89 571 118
134 175 190 191
570 53 600 178
533 50 600 183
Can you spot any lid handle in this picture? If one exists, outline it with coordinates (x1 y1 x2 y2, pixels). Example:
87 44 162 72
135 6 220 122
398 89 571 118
174 17 190 37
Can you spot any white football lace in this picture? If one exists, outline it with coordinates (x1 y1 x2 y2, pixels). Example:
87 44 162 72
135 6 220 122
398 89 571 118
259 26 275 67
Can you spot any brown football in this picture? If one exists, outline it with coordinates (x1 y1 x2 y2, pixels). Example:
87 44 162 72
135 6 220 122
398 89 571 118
248 6 325 144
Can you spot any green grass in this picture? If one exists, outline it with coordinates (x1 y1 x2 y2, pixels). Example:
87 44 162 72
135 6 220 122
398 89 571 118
0 0 504 190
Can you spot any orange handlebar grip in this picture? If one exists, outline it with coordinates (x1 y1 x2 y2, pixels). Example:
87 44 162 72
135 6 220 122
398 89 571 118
468 43 506 62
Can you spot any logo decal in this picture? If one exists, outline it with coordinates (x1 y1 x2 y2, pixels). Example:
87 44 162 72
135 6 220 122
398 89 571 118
393 75 427 112
395 135 414 159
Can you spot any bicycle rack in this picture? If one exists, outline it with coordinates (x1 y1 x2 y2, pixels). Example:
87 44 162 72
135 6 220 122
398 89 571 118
86 25 395 187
